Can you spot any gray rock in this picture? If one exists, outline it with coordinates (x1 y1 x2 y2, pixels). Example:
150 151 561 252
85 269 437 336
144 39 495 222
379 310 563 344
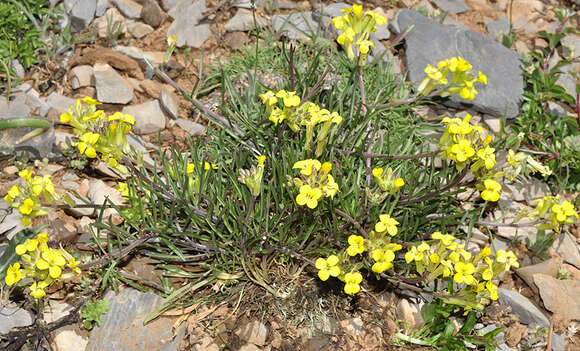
10 59 25 78
70 65 95 89
371 24 391 42
96 0 109 16
175 118 205 136
141 0 163 28
272 12 320 40
0 205 25 240
127 21 154 38
547 101 568 117
236 321 269 346
167 0 211 48
170 23 212 48
161 0 180 11
86 289 185 351
433 0 468 14
168 0 205 22
487 18 510 42
123 100 166 134
391 9 523 119
0 304 33 335
46 92 76 114
483 115 501 134
555 233 580 269
66 0 97 31
160 89 179 119
93 63 134 104
225 9 267 32
498 288 549 328
88 179 123 206
556 65 577 96
111 0 142 18
314 2 349 29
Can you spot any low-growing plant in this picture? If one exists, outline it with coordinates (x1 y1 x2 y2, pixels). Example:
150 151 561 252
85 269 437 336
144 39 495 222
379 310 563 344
82 299 109 330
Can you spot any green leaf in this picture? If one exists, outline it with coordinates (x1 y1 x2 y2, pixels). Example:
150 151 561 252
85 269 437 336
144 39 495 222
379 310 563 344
82 299 110 330
421 302 437 323
459 311 476 335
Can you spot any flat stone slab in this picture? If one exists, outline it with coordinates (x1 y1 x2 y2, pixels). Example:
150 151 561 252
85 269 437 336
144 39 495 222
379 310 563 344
534 274 580 321
86 288 184 351
498 288 549 328
391 9 523 119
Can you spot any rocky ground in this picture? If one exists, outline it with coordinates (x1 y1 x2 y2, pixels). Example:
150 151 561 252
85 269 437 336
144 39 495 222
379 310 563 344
2 0 580 350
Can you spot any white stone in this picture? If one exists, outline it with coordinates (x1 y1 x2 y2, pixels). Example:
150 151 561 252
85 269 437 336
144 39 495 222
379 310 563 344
111 0 142 18
127 21 154 38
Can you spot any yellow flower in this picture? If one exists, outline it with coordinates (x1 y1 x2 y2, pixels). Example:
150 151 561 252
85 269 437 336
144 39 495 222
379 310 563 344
346 235 366 256
31 175 56 197
343 271 363 295
296 185 322 209
19 198 35 215
315 255 341 281
167 34 178 46
268 107 286 125
486 281 498 300
36 249 67 279
16 238 39 255
477 71 488 84
82 96 101 105
108 112 135 125
551 201 579 223
186 163 195 174
29 280 49 299
275 90 300 107
372 168 383 178
495 250 519 271
257 155 266 165
371 249 395 273
60 112 71 123
447 139 475 163
481 179 501 202
405 245 427 263
475 145 496 169
431 232 456 246
454 262 476 285
429 252 440 264
4 184 20 203
204 162 218 171
293 159 321 176
374 214 399 236
259 91 278 107
117 182 130 198
18 169 33 181
37 233 49 244
77 132 100 158
394 178 405 188
5 263 22 286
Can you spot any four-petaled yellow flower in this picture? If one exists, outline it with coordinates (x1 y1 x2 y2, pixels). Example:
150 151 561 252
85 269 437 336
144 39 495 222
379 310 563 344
315 255 341 281
5 263 22 286
293 159 321 176
77 132 100 158
374 214 399 236
371 249 395 273
275 90 300 107
296 185 322 209
453 261 476 285
481 179 501 202
495 250 519 271
36 249 67 279
29 280 49 299
346 235 366 256
19 198 35 215
343 271 363 295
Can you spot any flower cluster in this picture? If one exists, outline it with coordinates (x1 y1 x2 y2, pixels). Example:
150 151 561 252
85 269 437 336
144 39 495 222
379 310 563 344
331 5 387 65
60 97 135 173
406 232 519 311
260 90 342 155
315 214 402 295
4 169 58 226
438 114 502 202
292 159 339 209
418 57 487 100
5 233 82 298
239 155 267 197
531 196 579 232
